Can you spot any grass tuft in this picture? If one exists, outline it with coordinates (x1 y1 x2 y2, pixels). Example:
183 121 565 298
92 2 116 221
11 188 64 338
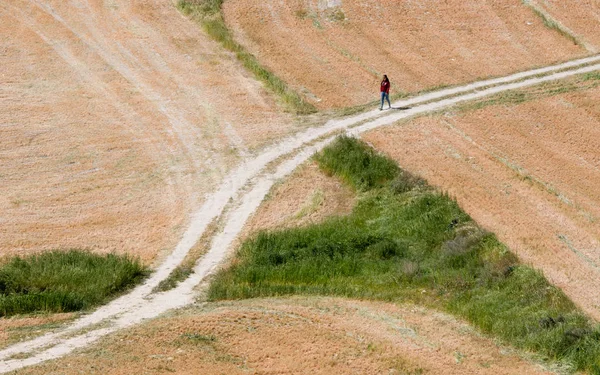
584 72 600 81
177 0 316 115
153 266 194 293
315 135 398 191
210 136 600 372
0 250 147 316
181 332 217 344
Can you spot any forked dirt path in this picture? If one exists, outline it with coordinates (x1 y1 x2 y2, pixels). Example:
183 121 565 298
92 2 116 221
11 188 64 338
1 55 600 373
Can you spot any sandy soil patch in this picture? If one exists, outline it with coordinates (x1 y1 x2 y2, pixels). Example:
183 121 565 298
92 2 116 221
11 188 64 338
223 0 585 109
243 161 355 235
363 84 600 319
0 0 293 263
528 0 600 52
12 297 552 375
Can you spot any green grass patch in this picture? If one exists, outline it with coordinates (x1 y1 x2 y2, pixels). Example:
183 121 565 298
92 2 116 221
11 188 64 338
0 250 147 316
584 72 600 81
153 265 193 293
181 332 217 344
315 136 399 191
177 0 316 115
210 136 600 372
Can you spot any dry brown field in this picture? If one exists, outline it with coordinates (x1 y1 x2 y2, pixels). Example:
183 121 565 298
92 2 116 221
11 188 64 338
364 81 600 320
528 0 600 52
243 161 356 234
14 298 552 375
0 0 293 263
223 0 586 109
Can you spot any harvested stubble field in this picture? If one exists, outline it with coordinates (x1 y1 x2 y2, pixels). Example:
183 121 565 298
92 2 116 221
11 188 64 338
10 298 553 375
0 0 294 264
524 0 600 52
222 0 587 108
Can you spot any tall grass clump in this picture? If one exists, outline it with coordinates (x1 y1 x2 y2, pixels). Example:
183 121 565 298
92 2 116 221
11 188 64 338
0 250 147 316
315 135 399 191
177 0 316 115
210 136 600 372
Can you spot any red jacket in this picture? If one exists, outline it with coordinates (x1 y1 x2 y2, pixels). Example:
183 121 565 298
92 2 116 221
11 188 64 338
380 80 390 94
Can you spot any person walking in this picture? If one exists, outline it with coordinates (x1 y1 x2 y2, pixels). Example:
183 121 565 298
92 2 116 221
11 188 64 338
380 74 391 110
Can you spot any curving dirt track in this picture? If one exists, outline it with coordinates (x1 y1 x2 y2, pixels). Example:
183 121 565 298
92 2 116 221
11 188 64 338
0 0 292 263
2 55 600 373
222 0 587 108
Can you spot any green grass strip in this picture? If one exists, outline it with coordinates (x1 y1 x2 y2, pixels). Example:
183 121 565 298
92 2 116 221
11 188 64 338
153 265 193 293
522 0 583 48
177 0 317 115
0 249 147 316
210 136 600 372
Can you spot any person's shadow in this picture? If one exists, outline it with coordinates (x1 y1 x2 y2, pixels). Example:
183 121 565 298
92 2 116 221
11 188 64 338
380 106 411 111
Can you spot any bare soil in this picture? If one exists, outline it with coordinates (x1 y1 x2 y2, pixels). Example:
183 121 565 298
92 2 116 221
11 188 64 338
222 0 586 109
13 298 552 375
243 161 356 235
0 314 74 351
529 0 600 52
0 0 293 263
364 85 600 320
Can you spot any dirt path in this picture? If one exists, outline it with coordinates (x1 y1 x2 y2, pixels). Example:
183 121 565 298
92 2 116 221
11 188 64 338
1 54 599 373
0 0 292 262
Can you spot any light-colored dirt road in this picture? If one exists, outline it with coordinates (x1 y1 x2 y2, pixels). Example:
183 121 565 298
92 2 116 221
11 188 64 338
0 0 292 263
223 0 587 108
2 54 599 374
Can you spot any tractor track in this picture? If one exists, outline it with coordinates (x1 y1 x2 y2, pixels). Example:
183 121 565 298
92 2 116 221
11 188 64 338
2 50 600 373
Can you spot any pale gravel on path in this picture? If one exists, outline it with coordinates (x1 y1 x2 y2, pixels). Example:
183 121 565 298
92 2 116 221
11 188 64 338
1 56 600 373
